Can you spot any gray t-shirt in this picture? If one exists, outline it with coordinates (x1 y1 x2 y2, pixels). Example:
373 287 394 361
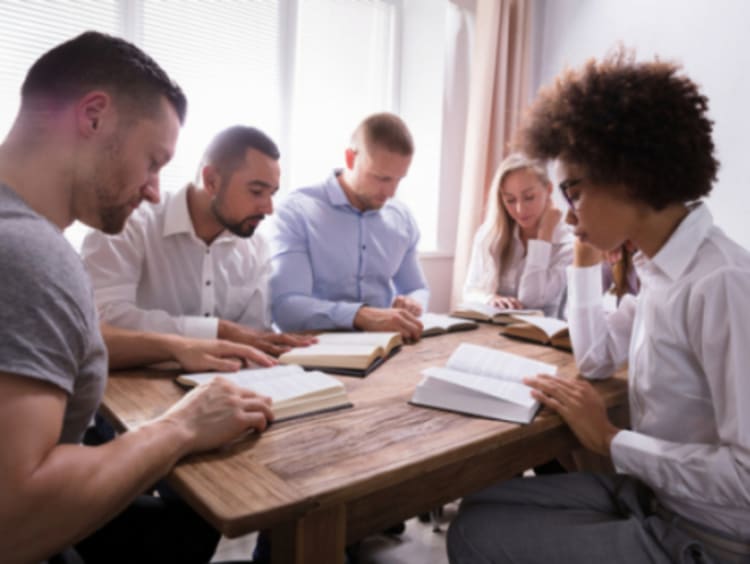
0 184 107 444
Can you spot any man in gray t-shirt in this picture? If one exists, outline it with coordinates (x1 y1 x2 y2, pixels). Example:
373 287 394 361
0 32 275 564
0 183 107 444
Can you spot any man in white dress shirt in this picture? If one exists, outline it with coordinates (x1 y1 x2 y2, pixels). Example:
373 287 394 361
83 125 313 358
448 53 750 563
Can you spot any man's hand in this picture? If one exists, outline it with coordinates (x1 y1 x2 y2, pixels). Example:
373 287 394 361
489 295 523 309
166 335 276 372
217 319 317 356
536 202 563 242
353 306 423 342
159 376 274 454
391 295 423 316
523 374 620 456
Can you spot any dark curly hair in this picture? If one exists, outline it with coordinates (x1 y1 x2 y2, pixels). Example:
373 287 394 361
516 50 718 210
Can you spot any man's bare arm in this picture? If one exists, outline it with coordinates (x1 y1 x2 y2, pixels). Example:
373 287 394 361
101 323 275 371
0 372 273 563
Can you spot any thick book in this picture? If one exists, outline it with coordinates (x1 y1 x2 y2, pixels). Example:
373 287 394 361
410 343 557 424
176 365 352 422
419 312 479 337
500 314 571 351
278 331 402 377
451 301 544 325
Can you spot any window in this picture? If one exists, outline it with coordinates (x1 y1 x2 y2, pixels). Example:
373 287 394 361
288 0 396 188
0 0 446 252
140 1 281 193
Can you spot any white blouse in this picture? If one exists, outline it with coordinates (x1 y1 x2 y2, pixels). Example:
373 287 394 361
567 203 750 539
463 218 574 317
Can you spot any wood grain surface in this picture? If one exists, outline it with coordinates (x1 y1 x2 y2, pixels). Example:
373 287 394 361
102 325 628 563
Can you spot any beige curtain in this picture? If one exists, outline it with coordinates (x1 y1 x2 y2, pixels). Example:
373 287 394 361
450 0 534 308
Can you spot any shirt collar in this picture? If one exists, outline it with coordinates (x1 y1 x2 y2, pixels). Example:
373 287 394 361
324 169 382 215
162 184 235 245
634 202 712 282
162 184 194 238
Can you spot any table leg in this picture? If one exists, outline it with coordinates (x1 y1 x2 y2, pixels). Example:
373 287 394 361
271 504 346 564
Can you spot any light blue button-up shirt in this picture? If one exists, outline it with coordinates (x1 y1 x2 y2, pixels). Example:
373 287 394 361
266 170 429 331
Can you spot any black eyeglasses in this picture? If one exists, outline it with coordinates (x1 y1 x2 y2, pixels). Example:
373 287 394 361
558 178 584 210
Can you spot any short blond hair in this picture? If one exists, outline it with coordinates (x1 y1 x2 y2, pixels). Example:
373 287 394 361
351 112 414 156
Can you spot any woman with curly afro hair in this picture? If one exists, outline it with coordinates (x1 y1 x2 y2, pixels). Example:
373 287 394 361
448 51 750 564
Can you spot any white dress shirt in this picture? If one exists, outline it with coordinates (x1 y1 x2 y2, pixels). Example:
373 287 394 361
567 203 750 539
463 219 574 317
81 185 272 338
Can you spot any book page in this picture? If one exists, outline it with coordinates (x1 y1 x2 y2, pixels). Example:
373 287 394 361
315 332 399 348
455 302 543 318
420 313 473 331
179 366 343 402
422 366 536 407
446 343 557 383
510 315 567 338
281 343 380 360
455 301 506 317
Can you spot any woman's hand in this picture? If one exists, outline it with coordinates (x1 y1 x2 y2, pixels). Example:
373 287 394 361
489 295 523 309
537 202 562 242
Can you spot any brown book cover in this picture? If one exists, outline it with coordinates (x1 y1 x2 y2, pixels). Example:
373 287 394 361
177 365 352 421
278 331 402 377
501 315 571 352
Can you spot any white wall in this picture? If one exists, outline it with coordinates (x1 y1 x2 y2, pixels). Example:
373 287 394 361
534 0 750 250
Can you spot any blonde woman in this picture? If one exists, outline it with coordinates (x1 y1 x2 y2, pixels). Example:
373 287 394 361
463 153 574 317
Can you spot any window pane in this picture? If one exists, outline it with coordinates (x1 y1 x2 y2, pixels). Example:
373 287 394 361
0 0 120 250
289 0 395 189
141 0 280 194
0 1 119 139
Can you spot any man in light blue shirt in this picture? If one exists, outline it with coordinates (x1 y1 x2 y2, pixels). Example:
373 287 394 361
267 113 428 340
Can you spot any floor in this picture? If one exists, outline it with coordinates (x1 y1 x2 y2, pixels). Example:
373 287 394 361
212 502 458 563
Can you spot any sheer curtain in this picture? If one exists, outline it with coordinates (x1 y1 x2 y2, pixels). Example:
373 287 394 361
449 0 534 308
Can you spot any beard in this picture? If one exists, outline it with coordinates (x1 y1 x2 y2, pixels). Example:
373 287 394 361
97 200 134 234
211 199 263 238
91 132 139 234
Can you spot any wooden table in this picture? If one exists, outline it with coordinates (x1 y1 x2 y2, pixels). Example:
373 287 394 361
101 324 628 564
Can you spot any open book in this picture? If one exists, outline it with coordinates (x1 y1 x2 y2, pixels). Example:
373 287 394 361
451 301 543 325
278 331 402 377
500 314 571 351
410 343 557 424
419 313 479 337
176 365 352 422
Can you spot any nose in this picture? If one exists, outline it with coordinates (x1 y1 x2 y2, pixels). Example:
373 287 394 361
565 207 577 225
260 195 274 215
142 174 160 204
384 181 398 199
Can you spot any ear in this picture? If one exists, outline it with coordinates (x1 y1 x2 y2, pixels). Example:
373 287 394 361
202 165 221 196
344 148 357 170
75 91 112 138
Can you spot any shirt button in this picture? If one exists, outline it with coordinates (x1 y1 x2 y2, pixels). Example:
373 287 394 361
204 313 210 317
206 280 211 286
206 249 210 254
362 245 366 250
